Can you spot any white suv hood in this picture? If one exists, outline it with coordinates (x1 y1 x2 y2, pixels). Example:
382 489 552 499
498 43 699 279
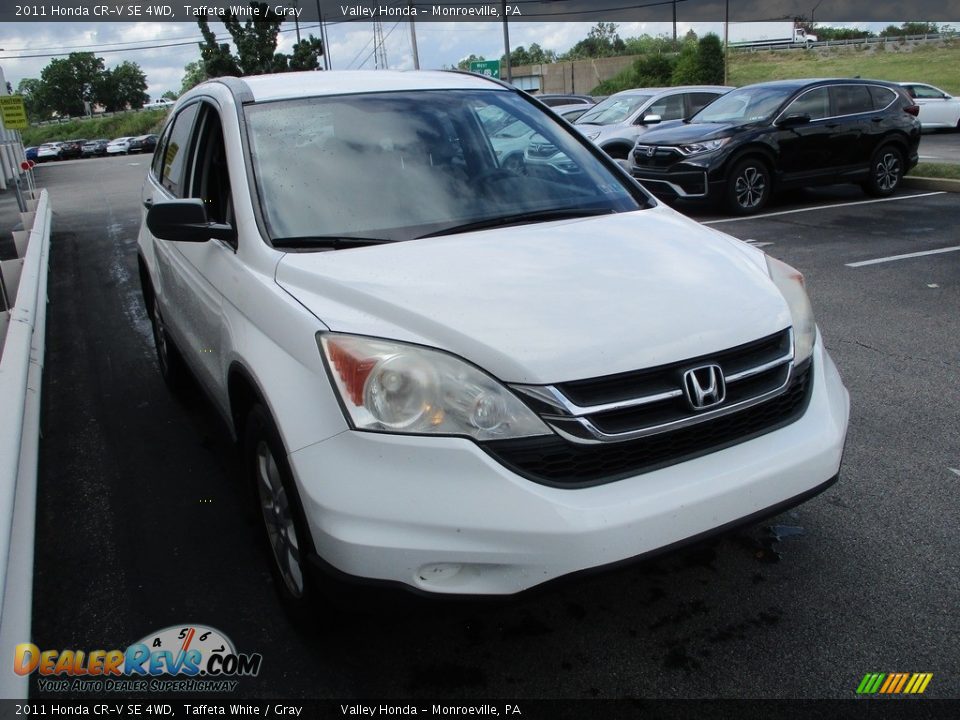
275 205 791 384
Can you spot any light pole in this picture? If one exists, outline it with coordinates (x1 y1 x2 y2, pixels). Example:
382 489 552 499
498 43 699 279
724 0 729 85
501 0 512 83
810 0 823 29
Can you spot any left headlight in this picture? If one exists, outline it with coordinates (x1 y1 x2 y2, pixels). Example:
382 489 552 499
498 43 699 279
318 333 553 441
676 137 731 156
765 256 816 364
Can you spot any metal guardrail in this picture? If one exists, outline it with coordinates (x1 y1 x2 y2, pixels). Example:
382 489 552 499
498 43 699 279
31 103 171 127
0 187 51 698
731 32 957 52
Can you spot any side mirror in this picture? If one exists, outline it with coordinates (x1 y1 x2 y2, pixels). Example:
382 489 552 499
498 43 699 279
777 113 811 128
146 199 235 244
642 114 662 125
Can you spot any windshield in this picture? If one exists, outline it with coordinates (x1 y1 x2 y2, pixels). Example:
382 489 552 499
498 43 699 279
245 89 645 243
575 95 652 126
691 86 793 125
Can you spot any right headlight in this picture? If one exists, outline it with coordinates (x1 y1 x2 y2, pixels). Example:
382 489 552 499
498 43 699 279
318 333 552 442
765 255 816 364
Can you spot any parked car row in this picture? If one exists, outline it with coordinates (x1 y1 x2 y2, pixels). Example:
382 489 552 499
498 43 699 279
31 134 159 162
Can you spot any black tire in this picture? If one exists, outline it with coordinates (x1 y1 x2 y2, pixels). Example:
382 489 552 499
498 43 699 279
862 145 904 197
149 295 188 391
725 157 772 215
245 403 320 619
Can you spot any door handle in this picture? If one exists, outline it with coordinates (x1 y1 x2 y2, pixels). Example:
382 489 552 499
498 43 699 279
870 117 883 123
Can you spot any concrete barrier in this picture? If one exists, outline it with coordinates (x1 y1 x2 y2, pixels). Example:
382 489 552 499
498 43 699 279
0 188 51 698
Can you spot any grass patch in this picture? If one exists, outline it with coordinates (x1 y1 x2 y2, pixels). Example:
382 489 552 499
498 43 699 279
22 109 169 147
729 39 960 94
911 161 960 179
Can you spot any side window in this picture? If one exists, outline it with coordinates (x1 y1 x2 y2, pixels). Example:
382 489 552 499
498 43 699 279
644 94 685 121
161 103 200 197
868 86 897 111
913 85 944 99
784 87 830 120
832 85 873 116
189 105 233 227
150 124 173 179
687 92 721 117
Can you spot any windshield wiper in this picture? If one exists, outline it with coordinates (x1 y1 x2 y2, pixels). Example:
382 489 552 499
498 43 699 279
272 236 394 250
416 207 617 239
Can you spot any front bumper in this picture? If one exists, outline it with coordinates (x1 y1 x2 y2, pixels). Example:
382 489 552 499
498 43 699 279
288 336 849 595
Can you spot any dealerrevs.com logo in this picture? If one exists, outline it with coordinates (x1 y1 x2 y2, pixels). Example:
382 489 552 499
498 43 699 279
15 625 262 693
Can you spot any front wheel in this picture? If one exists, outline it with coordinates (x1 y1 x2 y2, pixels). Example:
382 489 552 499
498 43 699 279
149 296 188 390
725 158 772 215
245 404 321 620
862 145 904 197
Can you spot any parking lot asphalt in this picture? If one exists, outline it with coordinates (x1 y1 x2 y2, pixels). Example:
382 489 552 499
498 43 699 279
918 131 960 164
25 155 960 701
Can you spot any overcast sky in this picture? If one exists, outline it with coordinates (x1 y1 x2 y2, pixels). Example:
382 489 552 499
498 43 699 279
0 19 942 100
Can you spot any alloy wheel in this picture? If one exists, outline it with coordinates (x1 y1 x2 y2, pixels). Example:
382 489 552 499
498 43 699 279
875 152 901 191
735 166 767 209
255 441 304 597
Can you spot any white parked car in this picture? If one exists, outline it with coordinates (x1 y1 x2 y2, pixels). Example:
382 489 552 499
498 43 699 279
138 71 849 609
106 137 134 154
897 82 960 130
36 142 63 162
573 85 732 158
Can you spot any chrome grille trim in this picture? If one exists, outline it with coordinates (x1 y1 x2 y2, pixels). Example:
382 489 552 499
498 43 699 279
510 329 795 445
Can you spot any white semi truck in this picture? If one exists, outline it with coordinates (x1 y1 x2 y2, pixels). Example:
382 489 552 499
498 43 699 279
729 22 819 49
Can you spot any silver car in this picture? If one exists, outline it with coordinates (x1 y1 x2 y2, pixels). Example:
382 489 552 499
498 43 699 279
573 85 732 158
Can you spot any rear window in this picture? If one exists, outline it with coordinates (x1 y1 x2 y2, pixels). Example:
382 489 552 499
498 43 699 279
868 86 897 111
832 85 873 116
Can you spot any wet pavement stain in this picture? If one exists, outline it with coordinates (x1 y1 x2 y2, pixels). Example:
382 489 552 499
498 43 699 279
734 524 807 563
501 613 553 638
663 644 701 671
648 599 712 631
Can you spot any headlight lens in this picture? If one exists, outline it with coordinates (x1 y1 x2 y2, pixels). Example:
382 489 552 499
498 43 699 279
765 256 816 363
319 334 552 441
677 137 730 156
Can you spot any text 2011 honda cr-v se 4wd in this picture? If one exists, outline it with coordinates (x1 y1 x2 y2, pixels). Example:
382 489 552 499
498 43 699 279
137 71 849 607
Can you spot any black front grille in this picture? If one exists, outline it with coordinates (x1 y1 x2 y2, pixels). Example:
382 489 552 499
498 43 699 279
633 145 682 169
557 330 790 407
484 360 813 488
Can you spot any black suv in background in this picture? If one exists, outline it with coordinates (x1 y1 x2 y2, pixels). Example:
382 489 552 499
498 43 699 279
630 79 921 214
81 139 110 157
59 138 88 160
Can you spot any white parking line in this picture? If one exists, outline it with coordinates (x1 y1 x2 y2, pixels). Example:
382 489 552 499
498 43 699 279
846 246 960 268
950 468 960 477
702 192 946 225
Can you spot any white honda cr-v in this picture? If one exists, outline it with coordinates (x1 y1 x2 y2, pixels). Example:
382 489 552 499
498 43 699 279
137 70 849 608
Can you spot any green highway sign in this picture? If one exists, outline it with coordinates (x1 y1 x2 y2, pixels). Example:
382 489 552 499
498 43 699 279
469 60 501 80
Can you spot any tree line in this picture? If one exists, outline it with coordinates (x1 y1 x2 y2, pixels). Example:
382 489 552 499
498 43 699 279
18 54 150 121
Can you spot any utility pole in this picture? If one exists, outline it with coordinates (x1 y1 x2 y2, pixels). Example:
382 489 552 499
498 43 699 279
316 0 330 69
501 0 512 83
672 0 677 43
724 0 729 85
409 10 420 69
